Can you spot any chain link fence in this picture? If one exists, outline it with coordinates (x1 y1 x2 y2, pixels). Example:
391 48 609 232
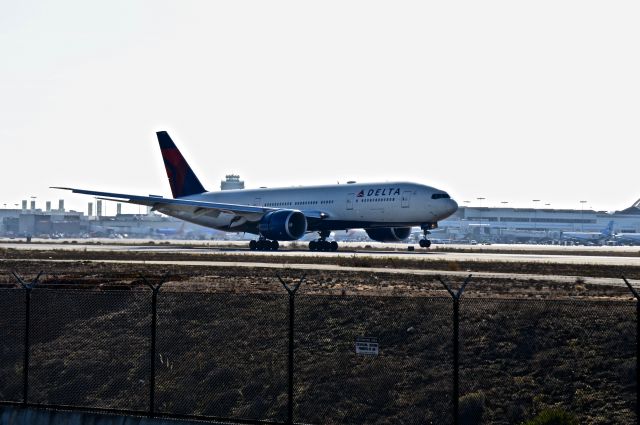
28 289 151 410
295 295 452 424
0 289 25 403
155 292 288 422
0 272 639 424
459 298 636 424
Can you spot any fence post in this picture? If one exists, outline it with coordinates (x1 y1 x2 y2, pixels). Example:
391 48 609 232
140 273 168 418
278 273 306 425
437 274 472 425
11 271 43 406
623 276 640 425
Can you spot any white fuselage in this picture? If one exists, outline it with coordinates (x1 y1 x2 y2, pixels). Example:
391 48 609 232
615 233 640 244
562 232 606 241
157 181 458 235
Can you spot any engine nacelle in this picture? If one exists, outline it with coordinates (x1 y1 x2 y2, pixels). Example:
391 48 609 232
365 227 412 242
258 210 307 241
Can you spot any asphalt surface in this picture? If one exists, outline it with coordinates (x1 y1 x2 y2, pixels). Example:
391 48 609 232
2 239 640 266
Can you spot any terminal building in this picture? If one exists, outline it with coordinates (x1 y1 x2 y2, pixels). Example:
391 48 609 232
436 199 640 244
0 205 223 240
0 200 85 237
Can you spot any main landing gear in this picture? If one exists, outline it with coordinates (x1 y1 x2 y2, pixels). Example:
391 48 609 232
249 237 279 251
419 225 432 248
309 230 338 252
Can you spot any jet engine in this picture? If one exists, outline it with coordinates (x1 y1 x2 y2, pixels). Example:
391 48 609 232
258 210 307 241
365 227 412 242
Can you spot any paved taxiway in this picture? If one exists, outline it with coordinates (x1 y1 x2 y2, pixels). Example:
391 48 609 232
1 239 639 267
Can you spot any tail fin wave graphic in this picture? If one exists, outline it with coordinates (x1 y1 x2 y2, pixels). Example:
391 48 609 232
157 131 206 198
604 220 614 237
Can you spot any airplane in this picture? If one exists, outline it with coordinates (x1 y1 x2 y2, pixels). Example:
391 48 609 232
561 221 614 244
54 131 458 251
154 222 186 238
614 232 640 245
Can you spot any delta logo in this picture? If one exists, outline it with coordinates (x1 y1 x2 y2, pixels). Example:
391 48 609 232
357 188 402 198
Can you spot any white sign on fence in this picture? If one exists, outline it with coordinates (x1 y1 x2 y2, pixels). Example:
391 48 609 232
355 337 379 356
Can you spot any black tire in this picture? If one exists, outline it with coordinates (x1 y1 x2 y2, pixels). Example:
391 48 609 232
271 240 279 251
309 240 317 251
330 241 338 251
249 240 257 251
419 239 427 248
424 239 432 248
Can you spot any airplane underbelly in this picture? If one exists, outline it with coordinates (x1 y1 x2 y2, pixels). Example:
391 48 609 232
160 208 245 230
357 207 434 225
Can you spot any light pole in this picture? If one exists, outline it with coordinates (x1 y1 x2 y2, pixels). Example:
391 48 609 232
477 197 485 241
580 200 587 231
499 202 509 239
460 201 471 241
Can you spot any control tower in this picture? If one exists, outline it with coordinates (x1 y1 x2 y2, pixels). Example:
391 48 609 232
221 174 245 190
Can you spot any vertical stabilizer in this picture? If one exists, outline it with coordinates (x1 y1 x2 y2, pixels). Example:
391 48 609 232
156 131 206 198
604 220 614 237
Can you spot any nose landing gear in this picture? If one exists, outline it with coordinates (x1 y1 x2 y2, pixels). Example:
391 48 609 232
309 230 338 252
419 238 431 248
419 224 434 248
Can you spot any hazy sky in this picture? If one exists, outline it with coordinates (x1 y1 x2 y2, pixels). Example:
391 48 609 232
1 1 639 214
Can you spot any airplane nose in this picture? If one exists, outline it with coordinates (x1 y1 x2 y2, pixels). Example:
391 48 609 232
446 199 458 216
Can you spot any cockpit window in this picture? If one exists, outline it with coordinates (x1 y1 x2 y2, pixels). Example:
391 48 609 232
431 193 450 199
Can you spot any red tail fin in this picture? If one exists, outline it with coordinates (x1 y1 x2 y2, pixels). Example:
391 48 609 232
156 131 206 198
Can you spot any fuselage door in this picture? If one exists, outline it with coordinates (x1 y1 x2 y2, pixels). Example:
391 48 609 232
401 191 411 208
347 193 354 210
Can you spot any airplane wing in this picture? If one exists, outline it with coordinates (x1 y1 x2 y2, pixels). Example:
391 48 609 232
51 187 329 220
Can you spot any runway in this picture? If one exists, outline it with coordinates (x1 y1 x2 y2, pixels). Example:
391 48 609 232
2 239 638 292
1 239 640 267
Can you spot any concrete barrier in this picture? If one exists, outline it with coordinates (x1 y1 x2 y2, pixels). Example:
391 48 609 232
0 405 221 425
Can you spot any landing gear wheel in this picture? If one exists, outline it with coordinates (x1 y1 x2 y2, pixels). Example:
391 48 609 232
419 224 435 249
252 239 277 251
419 239 431 248
308 230 339 252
